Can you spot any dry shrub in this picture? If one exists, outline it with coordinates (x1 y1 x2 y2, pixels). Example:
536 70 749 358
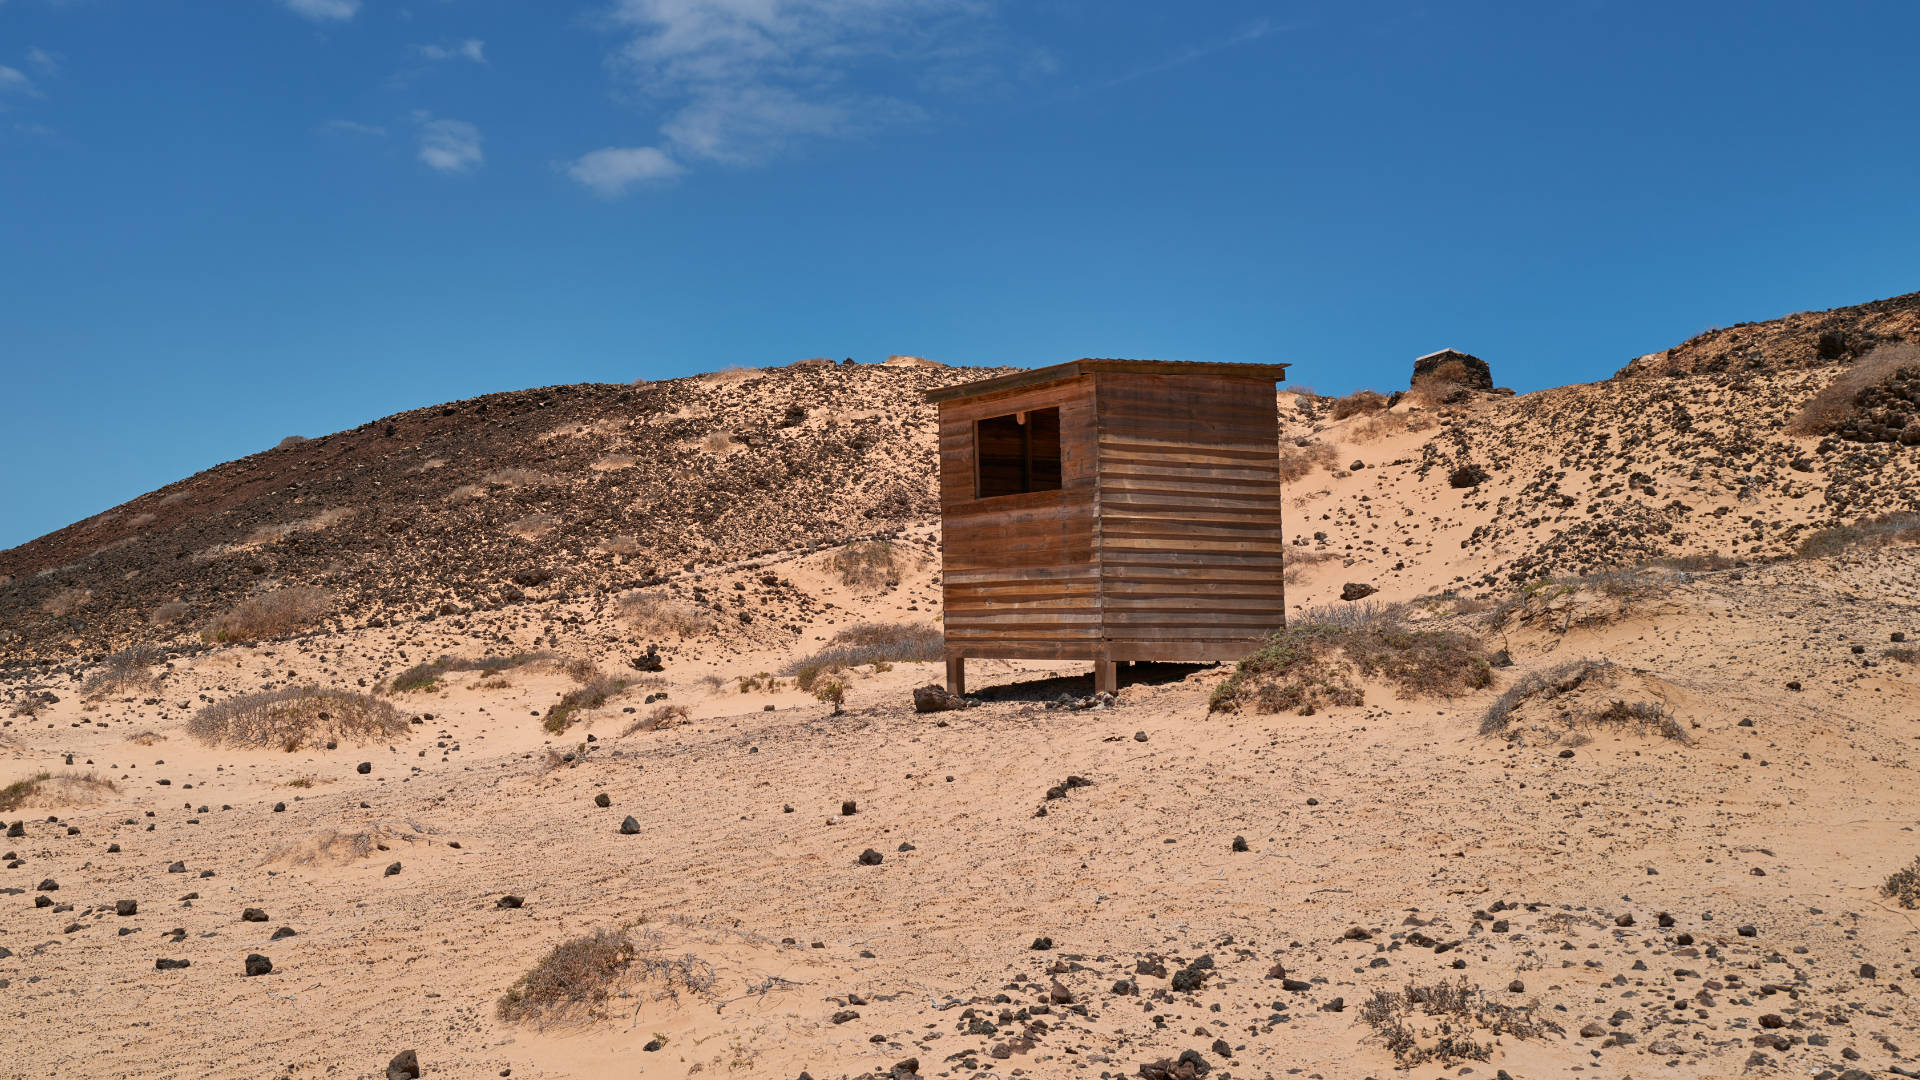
1406 360 1476 407
1329 389 1389 420
275 435 309 449
1276 439 1340 484
40 587 92 617
1886 647 1918 665
594 453 638 471
622 703 689 736
264 823 415 867
124 729 165 745
1885 857 1920 909
498 927 716 1024
783 622 944 691
543 675 629 734
189 687 409 750
615 592 715 639
0 770 117 812
1787 342 1920 435
150 600 191 624
1480 659 1685 742
1210 613 1491 714
83 643 166 698
701 429 737 453
829 541 900 589
1358 978 1561 1068
603 535 645 556
507 513 561 538
1796 512 1920 559
389 652 553 693
202 586 332 642
1349 409 1437 443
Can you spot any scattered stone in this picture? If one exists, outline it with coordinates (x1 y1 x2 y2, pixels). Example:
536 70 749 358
116 900 137 917
593 792 610 808
387 1049 420 1080
271 927 298 940
244 953 272 977
1030 937 1053 951
497 895 523 909
383 862 402 877
620 816 641 835
155 958 190 971
911 685 963 713
858 848 883 866
1231 836 1248 852
1340 583 1378 602
357 762 372 775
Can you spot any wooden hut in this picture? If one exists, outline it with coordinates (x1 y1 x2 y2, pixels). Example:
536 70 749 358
925 359 1290 695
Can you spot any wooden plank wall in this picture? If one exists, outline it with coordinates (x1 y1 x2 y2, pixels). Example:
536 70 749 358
938 377 1102 660
1094 373 1285 661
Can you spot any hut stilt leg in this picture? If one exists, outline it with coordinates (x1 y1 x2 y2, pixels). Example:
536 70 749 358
946 656 966 696
1094 657 1117 695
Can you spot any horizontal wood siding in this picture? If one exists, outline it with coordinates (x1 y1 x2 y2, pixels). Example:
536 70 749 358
938 378 1100 660
1094 373 1285 660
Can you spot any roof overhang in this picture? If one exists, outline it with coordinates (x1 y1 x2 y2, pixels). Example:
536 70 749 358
924 358 1289 404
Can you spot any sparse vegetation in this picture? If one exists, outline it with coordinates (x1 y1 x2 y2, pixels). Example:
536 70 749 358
188 687 409 751
1480 659 1685 742
543 675 629 734
1787 342 1920 435
1329 389 1389 420
388 652 554 693
1795 512 1920 559
497 926 716 1024
1276 439 1340 484
828 541 900 589
1884 856 1920 909
40 587 92 617
82 644 166 698
1357 978 1562 1068
701 428 736 453
603 534 645 556
622 703 689 736
483 467 556 489
507 513 561 538
124 730 166 745
783 622 944 691
0 770 117 812
150 600 191 624
275 435 309 450
615 591 716 639
1210 612 1492 714
1886 647 1918 665
813 675 848 715
202 586 332 643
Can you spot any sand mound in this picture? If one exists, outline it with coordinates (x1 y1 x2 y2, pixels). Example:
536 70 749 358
1481 659 1686 745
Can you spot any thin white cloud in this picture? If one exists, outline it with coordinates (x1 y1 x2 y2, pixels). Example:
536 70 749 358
567 146 684 196
597 0 1002 172
26 47 59 75
324 118 388 136
0 65 33 95
415 114 483 172
1082 17 1283 94
279 0 360 22
417 39 486 63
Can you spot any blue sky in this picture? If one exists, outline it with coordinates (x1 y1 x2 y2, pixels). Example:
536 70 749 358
3 1 1918 549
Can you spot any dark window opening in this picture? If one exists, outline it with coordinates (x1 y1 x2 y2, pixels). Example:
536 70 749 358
975 407 1062 498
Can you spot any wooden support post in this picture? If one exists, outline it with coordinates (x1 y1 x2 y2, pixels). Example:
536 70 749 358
1094 657 1117 695
946 656 966 696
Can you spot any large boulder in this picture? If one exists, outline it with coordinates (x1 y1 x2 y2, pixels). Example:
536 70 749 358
1412 349 1494 391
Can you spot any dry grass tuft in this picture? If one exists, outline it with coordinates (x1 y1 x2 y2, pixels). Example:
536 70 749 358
0 770 118 812
1885 857 1920 909
1480 659 1685 742
1358 978 1562 1068
543 675 629 735
784 622 944 691
1210 611 1491 715
150 600 191 624
615 592 715 639
1329 389 1389 420
264 823 416 867
497 926 717 1024
40 587 92 617
1276 439 1340 484
507 513 561 538
483 467 557 489
1787 342 1920 435
622 703 689 736
388 652 554 693
189 687 409 751
202 587 332 643
829 541 900 589
124 729 166 745
1796 513 1920 559
82 644 166 698
701 429 737 453
602 535 646 556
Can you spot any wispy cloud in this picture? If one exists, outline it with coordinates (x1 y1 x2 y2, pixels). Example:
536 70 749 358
567 146 684 197
417 39 486 63
323 118 388 136
1078 18 1284 95
26 47 60 75
414 113 483 173
0 65 34 96
573 0 1013 195
279 0 360 22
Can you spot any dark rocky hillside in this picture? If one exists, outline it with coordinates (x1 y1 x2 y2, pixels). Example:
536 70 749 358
1614 289 1920 379
0 361 1003 658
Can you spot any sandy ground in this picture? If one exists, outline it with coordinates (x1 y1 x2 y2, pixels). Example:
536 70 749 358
5 507 1920 1080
